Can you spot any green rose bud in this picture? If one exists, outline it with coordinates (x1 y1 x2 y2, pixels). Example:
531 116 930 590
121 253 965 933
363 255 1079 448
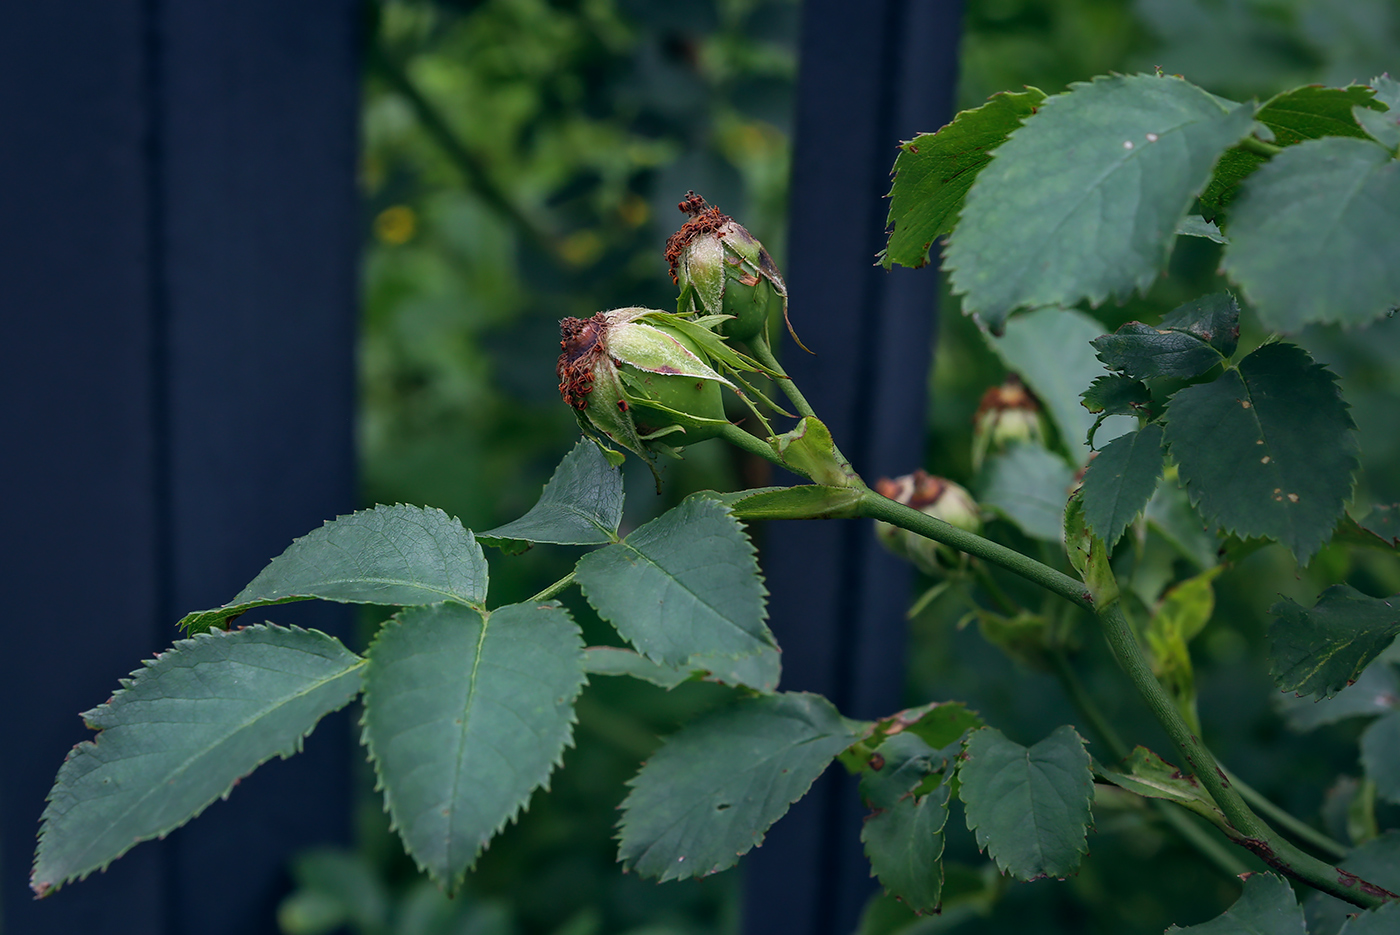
873 470 981 575
665 192 801 346
972 377 1048 470
557 307 732 472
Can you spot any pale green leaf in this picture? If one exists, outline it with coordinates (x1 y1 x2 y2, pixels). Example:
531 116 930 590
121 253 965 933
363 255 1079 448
1064 494 1119 607
1222 136 1400 331
361 601 586 890
581 644 780 693
32 625 363 895
979 443 1076 542
1166 872 1305 934
479 439 623 549
1094 746 1229 832
1080 424 1165 547
1176 215 1227 242
1091 294 1239 381
1164 343 1358 565
1353 105 1400 150
1145 567 1222 734
958 725 1093 881
883 87 1047 268
617 692 862 881
1269 585 1400 700
575 497 773 666
180 504 489 633
946 74 1255 326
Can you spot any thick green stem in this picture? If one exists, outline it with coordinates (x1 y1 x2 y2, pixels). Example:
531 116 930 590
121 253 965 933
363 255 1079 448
1238 135 1284 158
1225 768 1349 860
748 335 818 421
719 422 786 468
528 571 576 604
1095 603 1391 908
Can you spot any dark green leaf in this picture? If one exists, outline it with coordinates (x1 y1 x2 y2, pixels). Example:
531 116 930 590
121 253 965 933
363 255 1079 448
1094 747 1228 832
361 601 585 890
881 701 986 751
1362 710 1400 804
1201 84 1380 219
32 626 364 895
1160 292 1241 357
1222 136 1400 331
979 444 1076 542
575 497 773 666
1080 424 1165 547
883 87 1047 269
1080 374 1152 418
862 769 951 915
1339 902 1400 934
1164 343 1358 565
1362 505 1400 547
617 692 862 881
958 725 1093 881
1269 585 1400 700
945 74 1255 325
1277 661 1400 732
179 504 489 633
479 439 623 549
1092 294 1240 382
990 307 1131 461
581 644 780 693
1166 872 1304 934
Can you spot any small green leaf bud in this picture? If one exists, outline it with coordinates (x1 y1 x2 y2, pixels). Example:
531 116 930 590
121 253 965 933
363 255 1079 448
873 470 981 575
972 377 1047 470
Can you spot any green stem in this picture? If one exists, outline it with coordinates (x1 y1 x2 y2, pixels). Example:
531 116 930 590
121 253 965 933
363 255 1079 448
719 422 785 469
749 335 818 421
1094 603 1391 908
528 571 576 604
856 490 1094 611
1226 768 1349 860
1238 135 1284 158
1047 649 1249 878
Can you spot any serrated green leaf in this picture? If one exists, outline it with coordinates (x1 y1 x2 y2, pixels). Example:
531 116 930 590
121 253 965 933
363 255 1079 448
575 497 772 666
1222 136 1400 331
946 74 1255 325
1268 585 1400 700
617 692 862 881
1081 374 1153 417
1361 710 1400 804
1176 215 1227 243
361 601 585 890
989 307 1131 461
1160 292 1241 358
179 505 489 633
1081 424 1165 548
884 701 986 751
581 644 780 693
1166 872 1304 934
1339 901 1400 934
479 439 623 549
860 733 947 811
1353 105 1400 150
979 443 1076 542
1201 84 1381 219
958 725 1093 881
883 87 1048 269
1094 746 1229 832
861 776 951 914
1361 505 1400 547
32 625 363 895
1164 343 1358 565
1277 661 1400 732
1372 75 1400 111
1091 294 1239 381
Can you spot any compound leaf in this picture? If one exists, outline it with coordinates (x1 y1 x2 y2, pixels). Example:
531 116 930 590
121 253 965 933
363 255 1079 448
1222 136 1400 331
1080 424 1165 548
884 87 1047 269
1166 872 1304 934
617 692 862 881
479 439 624 550
958 725 1093 881
575 497 773 666
946 73 1255 326
1164 343 1358 565
180 505 489 633
980 444 1076 542
32 625 364 895
361 601 585 890
1268 585 1400 700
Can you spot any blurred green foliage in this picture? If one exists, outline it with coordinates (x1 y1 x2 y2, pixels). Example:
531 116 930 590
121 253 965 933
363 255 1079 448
285 1 1400 934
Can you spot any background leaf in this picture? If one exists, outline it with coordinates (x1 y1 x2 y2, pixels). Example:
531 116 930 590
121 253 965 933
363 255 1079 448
575 497 772 666
1338 901 1400 934
361 601 586 890
958 725 1093 881
1164 342 1358 565
1361 710 1400 804
1222 136 1400 331
1276 661 1400 732
179 504 489 633
979 443 1076 542
479 439 623 549
1080 424 1165 547
616 692 861 881
861 742 952 918
883 87 1047 269
1091 293 1239 380
1145 567 1222 733
1166 872 1304 934
581 644 780 693
1268 585 1400 699
945 73 1255 326
32 626 363 895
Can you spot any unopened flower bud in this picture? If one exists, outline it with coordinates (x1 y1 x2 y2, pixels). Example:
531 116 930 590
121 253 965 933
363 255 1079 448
873 470 981 575
558 307 732 472
972 377 1047 470
665 192 801 347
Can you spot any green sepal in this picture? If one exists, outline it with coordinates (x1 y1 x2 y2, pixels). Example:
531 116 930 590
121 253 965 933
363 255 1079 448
699 485 866 520
772 416 862 488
